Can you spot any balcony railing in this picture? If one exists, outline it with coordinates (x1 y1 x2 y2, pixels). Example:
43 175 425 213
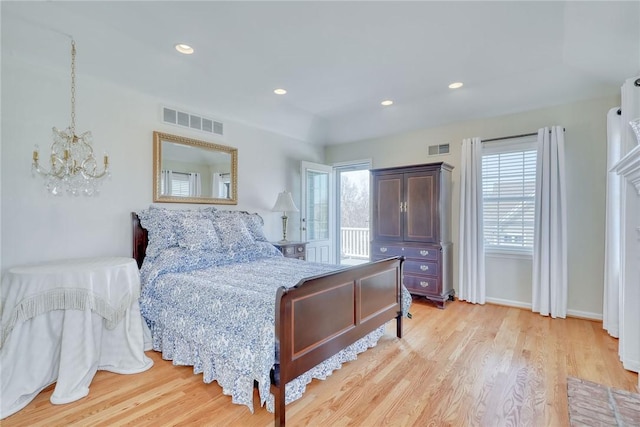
341 227 370 260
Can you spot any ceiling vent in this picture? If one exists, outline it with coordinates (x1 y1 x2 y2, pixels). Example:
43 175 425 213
162 106 224 137
428 143 450 156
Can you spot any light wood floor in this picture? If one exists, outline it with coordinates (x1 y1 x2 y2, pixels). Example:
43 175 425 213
4 299 638 427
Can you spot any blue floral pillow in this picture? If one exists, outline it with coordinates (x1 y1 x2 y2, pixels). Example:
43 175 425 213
215 210 268 243
176 215 220 251
212 213 255 251
243 213 269 242
138 206 216 258
137 206 180 259
253 241 283 257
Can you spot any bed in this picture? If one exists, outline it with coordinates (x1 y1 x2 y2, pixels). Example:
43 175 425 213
133 207 409 426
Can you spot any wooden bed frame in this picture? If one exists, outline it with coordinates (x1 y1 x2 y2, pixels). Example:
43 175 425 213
131 212 404 426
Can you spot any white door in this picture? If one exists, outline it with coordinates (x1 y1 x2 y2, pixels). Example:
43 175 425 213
301 161 335 264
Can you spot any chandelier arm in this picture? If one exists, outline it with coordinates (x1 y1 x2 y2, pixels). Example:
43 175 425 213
32 159 51 176
81 170 109 180
51 155 70 179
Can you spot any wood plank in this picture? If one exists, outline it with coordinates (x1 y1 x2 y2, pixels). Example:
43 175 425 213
3 299 637 426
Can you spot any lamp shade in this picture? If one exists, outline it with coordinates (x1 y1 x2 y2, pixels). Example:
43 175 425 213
272 191 299 213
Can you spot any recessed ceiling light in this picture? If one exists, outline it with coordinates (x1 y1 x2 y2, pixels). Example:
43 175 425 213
381 100 394 106
448 82 464 89
175 44 194 54
274 88 287 95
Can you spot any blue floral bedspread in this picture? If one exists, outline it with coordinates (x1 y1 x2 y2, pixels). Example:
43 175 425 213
139 244 410 413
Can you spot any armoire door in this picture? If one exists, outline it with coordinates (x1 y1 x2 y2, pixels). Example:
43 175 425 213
404 170 438 242
372 172 403 241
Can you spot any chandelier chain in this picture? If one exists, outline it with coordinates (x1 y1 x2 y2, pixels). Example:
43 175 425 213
71 40 76 134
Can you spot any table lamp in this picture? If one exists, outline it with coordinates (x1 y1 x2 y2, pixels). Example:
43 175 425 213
272 191 299 242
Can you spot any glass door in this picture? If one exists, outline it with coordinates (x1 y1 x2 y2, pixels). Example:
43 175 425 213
301 161 334 263
335 161 371 265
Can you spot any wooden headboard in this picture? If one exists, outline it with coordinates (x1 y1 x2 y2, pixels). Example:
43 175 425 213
131 212 148 269
131 210 260 269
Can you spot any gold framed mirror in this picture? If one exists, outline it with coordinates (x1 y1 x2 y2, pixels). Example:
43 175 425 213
153 131 238 204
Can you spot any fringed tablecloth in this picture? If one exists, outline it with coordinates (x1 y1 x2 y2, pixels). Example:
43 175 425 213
0 257 153 419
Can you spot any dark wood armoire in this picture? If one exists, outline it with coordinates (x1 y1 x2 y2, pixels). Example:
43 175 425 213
370 162 454 308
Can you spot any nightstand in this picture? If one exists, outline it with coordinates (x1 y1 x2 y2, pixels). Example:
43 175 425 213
272 241 307 260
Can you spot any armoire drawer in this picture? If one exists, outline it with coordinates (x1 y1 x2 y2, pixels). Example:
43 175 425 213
401 246 438 260
371 243 404 257
403 260 439 276
371 243 439 260
402 275 441 295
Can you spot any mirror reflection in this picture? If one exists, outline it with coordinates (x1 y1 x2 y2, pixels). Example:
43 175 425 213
153 131 237 204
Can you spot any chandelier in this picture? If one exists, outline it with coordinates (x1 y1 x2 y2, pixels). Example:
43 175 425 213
32 40 109 196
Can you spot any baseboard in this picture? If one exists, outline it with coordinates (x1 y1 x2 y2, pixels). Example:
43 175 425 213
622 358 640 374
484 297 603 321
485 297 531 310
566 309 603 321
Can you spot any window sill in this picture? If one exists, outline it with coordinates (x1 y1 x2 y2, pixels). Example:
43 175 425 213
485 250 533 260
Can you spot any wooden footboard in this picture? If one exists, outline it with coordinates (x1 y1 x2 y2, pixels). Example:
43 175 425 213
270 256 404 427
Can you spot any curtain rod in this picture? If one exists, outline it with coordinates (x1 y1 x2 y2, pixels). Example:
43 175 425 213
482 128 565 143
482 132 536 143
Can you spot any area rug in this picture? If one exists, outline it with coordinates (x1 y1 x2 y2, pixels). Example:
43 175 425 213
567 376 640 426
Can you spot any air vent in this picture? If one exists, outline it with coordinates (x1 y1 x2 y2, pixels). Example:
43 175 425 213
428 143 450 156
162 106 224 136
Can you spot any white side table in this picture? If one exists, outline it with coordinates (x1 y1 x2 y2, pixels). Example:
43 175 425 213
0 257 153 419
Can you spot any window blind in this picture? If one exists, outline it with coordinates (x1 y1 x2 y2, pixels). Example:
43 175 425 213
482 148 537 251
171 172 190 197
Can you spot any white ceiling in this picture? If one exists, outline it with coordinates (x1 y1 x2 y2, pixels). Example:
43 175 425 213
2 1 639 145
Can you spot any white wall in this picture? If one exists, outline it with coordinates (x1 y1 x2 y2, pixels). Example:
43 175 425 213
1 55 323 273
326 95 620 319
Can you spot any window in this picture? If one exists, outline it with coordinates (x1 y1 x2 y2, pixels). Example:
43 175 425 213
482 136 537 253
305 170 330 240
170 173 190 197
160 172 190 197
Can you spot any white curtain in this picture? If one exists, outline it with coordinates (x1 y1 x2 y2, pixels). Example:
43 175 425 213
458 137 486 304
532 126 567 318
603 108 622 337
160 170 173 195
188 172 202 197
212 173 222 198
616 75 640 374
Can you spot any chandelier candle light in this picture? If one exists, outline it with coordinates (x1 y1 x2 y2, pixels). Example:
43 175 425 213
32 40 109 196
272 190 299 243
